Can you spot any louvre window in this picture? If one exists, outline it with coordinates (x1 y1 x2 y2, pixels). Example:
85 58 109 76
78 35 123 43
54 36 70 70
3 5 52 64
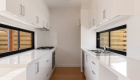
0 24 34 57
97 25 126 55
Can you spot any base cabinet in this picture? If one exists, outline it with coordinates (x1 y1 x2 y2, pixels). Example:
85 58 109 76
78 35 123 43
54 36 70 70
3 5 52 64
84 52 99 80
26 53 53 80
83 51 119 80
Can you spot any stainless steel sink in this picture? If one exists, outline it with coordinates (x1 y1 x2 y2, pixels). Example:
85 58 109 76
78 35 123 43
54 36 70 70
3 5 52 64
89 50 102 53
88 50 111 54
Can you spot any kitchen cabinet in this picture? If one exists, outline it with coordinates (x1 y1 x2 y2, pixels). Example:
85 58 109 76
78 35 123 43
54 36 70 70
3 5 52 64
30 0 50 29
6 0 21 17
26 53 53 80
30 0 43 28
88 0 97 29
88 54 99 80
88 0 134 29
0 0 50 29
6 0 31 21
84 52 99 80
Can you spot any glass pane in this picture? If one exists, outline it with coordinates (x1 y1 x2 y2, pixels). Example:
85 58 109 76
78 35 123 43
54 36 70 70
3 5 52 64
100 32 109 48
110 29 127 52
20 31 32 49
0 27 8 53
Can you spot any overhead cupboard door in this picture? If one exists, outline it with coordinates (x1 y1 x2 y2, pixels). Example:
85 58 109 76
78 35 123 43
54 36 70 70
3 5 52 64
6 0 21 16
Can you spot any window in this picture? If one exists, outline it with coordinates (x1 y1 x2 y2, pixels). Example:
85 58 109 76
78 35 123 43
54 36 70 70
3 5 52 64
0 23 34 57
97 25 126 55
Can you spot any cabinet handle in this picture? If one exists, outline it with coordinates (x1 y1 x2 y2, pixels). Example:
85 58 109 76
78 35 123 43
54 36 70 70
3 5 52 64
20 4 22 15
38 17 39 24
36 16 38 24
92 61 96 65
92 71 96 75
37 62 39 73
93 19 95 26
86 55 88 62
35 63 38 74
103 10 106 19
22 6 25 16
46 22 48 28
46 73 49 77
46 60 49 62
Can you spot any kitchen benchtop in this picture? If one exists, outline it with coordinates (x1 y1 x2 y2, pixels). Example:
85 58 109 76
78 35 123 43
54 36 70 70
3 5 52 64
82 48 140 80
0 48 56 80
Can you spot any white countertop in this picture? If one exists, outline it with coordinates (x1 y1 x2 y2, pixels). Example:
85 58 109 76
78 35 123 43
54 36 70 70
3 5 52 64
0 48 56 80
82 48 140 80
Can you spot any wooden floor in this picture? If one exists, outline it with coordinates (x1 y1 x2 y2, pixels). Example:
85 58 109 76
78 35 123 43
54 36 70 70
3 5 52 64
50 67 86 80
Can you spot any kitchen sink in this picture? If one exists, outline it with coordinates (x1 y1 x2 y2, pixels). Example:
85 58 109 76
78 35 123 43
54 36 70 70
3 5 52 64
88 50 111 54
89 50 102 53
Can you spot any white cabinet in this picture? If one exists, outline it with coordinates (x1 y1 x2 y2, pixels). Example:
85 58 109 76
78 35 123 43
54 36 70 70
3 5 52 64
30 0 50 29
0 0 50 29
30 0 43 28
88 0 134 29
6 0 31 21
20 0 31 21
26 53 53 80
88 0 97 29
6 0 21 17
83 51 99 80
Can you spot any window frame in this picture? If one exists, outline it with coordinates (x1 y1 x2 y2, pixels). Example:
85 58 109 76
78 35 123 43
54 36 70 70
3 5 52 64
96 25 127 56
0 23 35 58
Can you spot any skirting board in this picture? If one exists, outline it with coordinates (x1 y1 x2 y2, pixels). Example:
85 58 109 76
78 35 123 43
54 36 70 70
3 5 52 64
56 64 80 67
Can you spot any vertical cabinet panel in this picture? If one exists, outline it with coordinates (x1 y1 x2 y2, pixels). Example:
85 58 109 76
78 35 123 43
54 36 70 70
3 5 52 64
6 0 21 16
21 0 31 21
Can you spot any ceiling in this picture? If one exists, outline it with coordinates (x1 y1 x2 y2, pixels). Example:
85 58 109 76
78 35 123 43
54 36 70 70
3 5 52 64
46 0 90 8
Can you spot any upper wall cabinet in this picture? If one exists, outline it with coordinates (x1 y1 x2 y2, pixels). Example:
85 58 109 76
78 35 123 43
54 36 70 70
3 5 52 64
94 0 134 27
1 0 31 22
88 0 97 29
31 0 50 29
0 0 50 30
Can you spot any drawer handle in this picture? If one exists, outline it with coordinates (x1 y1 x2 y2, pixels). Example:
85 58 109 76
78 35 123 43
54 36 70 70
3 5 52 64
46 60 49 62
92 71 96 75
46 73 49 77
92 61 96 65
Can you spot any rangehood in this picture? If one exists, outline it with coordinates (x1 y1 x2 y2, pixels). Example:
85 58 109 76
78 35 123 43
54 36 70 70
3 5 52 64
37 27 49 31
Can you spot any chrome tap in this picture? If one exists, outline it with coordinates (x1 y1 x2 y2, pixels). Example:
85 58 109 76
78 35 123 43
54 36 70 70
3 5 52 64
98 38 109 53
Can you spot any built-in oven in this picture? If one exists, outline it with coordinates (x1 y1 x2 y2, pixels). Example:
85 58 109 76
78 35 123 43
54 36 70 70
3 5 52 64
52 51 55 69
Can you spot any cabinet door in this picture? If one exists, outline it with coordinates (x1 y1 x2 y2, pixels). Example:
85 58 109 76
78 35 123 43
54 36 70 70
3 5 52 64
96 0 103 25
26 62 37 80
21 0 31 21
6 0 21 16
84 53 91 80
106 0 116 19
90 0 97 28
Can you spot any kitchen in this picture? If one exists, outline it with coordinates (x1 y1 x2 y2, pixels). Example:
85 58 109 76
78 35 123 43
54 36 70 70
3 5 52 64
0 0 139 80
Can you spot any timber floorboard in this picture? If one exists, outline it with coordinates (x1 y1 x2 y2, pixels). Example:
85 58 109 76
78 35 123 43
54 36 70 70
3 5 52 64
50 67 86 80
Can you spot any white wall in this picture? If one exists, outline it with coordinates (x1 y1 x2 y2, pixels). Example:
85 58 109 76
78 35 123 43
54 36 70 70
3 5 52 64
50 8 81 67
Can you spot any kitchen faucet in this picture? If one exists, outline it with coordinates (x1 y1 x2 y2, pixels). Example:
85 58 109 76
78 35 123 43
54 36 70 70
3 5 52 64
98 38 109 53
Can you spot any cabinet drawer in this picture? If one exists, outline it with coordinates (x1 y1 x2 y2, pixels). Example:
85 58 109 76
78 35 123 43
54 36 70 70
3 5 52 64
90 69 98 80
